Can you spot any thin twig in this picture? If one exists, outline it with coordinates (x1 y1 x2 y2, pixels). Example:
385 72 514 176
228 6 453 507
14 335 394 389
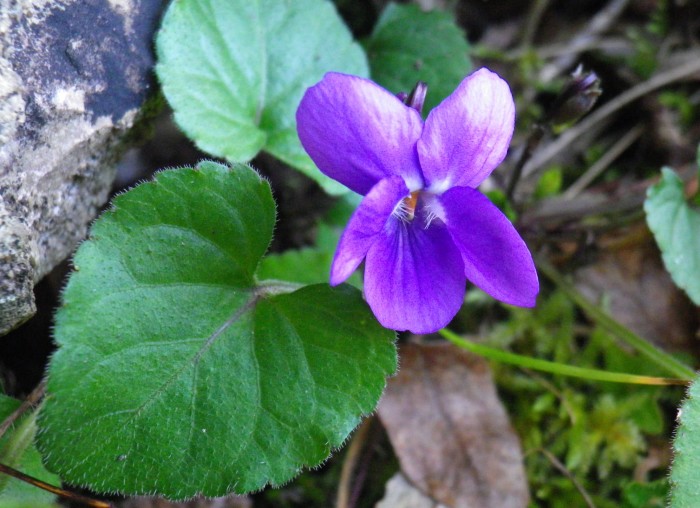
0 463 112 508
539 0 632 82
521 368 577 424
0 380 46 440
506 125 546 203
534 448 597 508
336 417 373 508
523 55 700 179
520 0 552 47
519 187 647 230
563 124 644 199
505 37 632 61
348 420 381 508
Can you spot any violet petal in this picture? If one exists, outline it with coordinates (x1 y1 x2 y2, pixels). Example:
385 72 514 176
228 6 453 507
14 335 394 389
364 212 466 333
296 72 424 195
331 176 409 285
440 186 539 307
417 68 515 192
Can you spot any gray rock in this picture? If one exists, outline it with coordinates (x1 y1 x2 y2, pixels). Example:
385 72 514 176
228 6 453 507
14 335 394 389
0 0 163 334
376 473 449 508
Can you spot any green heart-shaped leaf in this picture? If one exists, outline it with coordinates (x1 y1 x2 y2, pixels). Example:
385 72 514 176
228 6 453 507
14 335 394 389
364 3 472 114
37 162 396 498
670 377 700 507
644 167 700 305
257 224 361 288
156 0 368 194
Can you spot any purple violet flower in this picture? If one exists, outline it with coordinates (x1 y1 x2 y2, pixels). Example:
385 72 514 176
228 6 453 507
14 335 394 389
296 68 539 334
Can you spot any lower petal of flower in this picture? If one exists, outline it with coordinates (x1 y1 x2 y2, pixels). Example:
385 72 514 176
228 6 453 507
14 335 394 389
440 186 539 307
331 176 409 285
363 215 466 334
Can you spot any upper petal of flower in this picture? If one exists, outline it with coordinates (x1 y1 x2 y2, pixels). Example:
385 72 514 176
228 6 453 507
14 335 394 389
297 72 424 195
417 68 515 192
363 212 466 334
330 176 409 285
439 186 539 307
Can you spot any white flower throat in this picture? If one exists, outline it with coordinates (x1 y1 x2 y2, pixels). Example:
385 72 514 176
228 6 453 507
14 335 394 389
392 191 443 229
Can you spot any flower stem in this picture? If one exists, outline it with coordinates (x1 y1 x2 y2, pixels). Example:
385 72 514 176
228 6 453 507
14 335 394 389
440 329 688 386
536 256 696 381
506 124 545 202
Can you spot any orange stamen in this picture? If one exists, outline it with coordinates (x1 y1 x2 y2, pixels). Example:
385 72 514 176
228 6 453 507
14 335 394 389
403 191 419 220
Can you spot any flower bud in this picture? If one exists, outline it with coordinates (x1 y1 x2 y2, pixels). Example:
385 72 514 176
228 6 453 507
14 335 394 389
404 81 428 115
548 65 602 130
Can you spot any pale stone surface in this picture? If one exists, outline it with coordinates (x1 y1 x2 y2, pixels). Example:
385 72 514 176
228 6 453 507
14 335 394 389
0 0 162 334
376 473 448 508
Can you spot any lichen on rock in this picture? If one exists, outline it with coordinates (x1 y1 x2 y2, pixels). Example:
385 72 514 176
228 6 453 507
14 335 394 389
0 0 163 335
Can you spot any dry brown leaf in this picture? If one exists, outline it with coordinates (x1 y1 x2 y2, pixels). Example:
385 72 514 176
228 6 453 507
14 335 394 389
574 240 698 352
378 343 529 508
